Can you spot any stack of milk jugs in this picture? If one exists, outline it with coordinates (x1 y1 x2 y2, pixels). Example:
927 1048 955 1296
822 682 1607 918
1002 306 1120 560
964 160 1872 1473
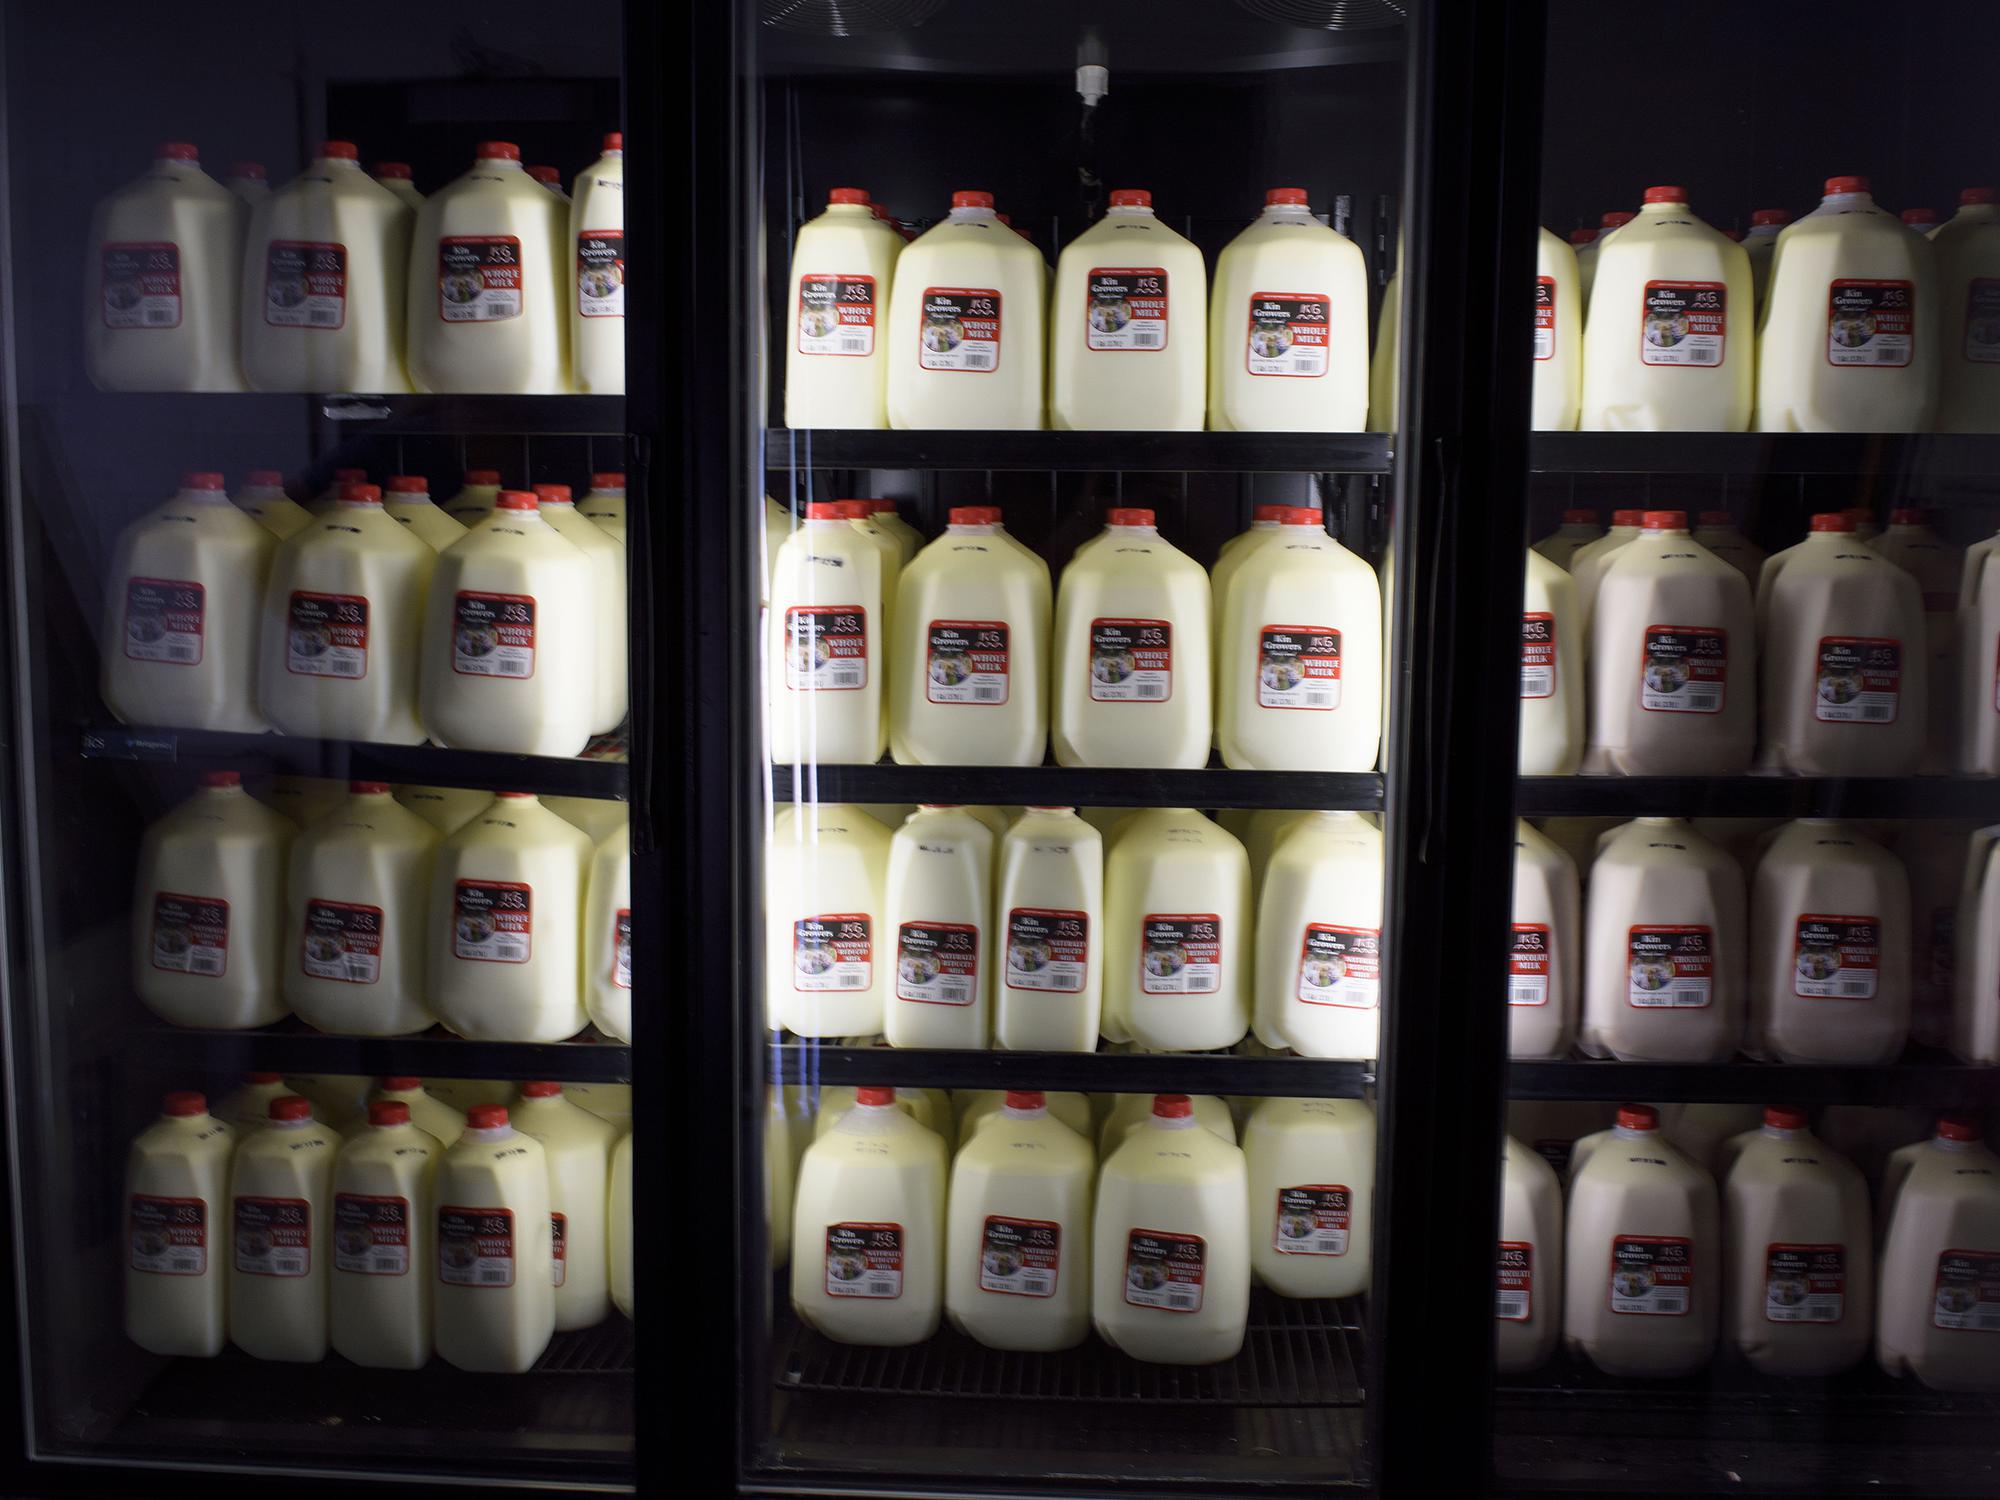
85 137 624 393
781 1085 1372 1363
101 467 629 761
1532 178 2000 433
124 1074 636 1367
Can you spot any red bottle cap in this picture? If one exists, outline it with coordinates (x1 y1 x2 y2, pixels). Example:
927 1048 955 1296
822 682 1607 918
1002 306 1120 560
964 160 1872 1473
1265 187 1309 206
803 501 843 520
520 1081 562 1098
1722 228 1742 241
1764 1105 1808 1130
855 1086 896 1106
319 141 359 160
1902 208 1938 225
1825 175 1869 196
340 483 382 504
335 468 367 482
1252 503 1291 522
245 469 284 486
1616 1103 1658 1131
832 500 873 519
951 190 994 210
1152 1094 1194 1119
591 472 625 487
531 483 574 504
1697 510 1734 526
1562 508 1598 524
199 770 241 788
245 1072 283 1084
1642 185 1687 204
995 213 1014 227
465 469 501 485
1938 1115 1983 1142
270 1096 313 1122
380 1077 422 1091
1962 187 1997 206
1890 507 1927 525
1810 511 1855 532
373 162 412 180
1107 507 1156 527
1109 188 1152 207
156 142 200 161
862 499 898 514
386 475 426 494
1610 509 1645 527
350 781 391 795
476 142 521 162
495 490 539 511
182 471 225 490
162 1091 206 1117
1641 509 1687 530
495 790 533 799
1751 208 1790 227
369 1100 411 1127
1283 507 1324 524
466 1104 510 1129
949 506 1001 524
603 132 624 152
829 187 868 205
1005 1090 1046 1110
1567 227 1597 246
528 166 560 186
1600 211 1636 229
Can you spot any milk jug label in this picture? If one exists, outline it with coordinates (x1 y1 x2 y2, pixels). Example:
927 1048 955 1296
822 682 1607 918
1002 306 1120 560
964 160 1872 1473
1793 914 1879 999
1814 636 1900 722
925 621 1008 704
1520 613 1557 699
234 1196 310 1276
1256 626 1341 709
439 236 524 321
301 899 383 984
1764 1243 1844 1323
796 273 875 355
287 591 368 678
1640 281 1726 366
129 1195 206 1275
1609 1235 1693 1315
825 1222 902 1298
1827 279 1914 366
612 908 632 988
551 1212 567 1286
1533 276 1556 361
1932 1249 2000 1330
794 915 871 991
1085 268 1169 351
1245 292 1330 377
453 591 536 677
123 577 204 664
785 606 868 690
576 230 625 318
1274 1185 1350 1256
438 1206 515 1287
979 1215 1060 1297
263 241 347 329
1296 924 1381 1008
151 892 228 976
1123 1228 1205 1312
101 242 181 328
1004 908 1088 993
1089 618 1172 701
1626 924 1713 1007
1496 1241 1533 1320
1140 914 1221 994
333 1194 410 1276
1509 923 1551 1005
894 921 978 1005
918 288 1001 372
1640 625 1726 712
1964 279 2000 363
453 880 532 963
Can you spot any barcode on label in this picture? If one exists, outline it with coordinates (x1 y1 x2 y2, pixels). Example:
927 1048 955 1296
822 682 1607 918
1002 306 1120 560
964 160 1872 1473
327 660 362 677
1689 347 1717 363
165 644 197 662
1879 347 1901 364
171 1255 199 1272
145 309 174 325
836 974 863 988
1861 705 1890 720
1686 692 1719 710
824 666 866 688
347 960 373 983
1021 1277 1051 1293
837 337 868 352
1653 1294 1687 1312
961 353 994 369
479 1269 508 1284
1509 984 1543 1004
309 309 338 326
1671 985 1706 1005
189 955 223 975
1135 683 1165 699
1838 981 1871 997
971 685 1003 702
496 659 529 677
1979 1313 2000 1330
1166 1293 1196 1309
938 979 972 1003
1132 332 1162 347
1301 689 1336 708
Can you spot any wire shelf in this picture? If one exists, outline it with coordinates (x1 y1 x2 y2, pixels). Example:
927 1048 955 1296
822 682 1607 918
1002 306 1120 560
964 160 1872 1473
532 1316 635 1375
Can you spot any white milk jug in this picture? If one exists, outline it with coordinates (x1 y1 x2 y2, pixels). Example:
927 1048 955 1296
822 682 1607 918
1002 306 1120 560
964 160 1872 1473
434 1104 555 1372
610 1131 634 1320
1577 211 1634 305
1368 253 1401 433
513 1083 618 1331
371 162 422 212
994 807 1104 1052
217 1073 317 1132
544 796 626 846
585 823 632 1042
1107 809 1251 1053
229 1095 339 1361
225 162 268 205
569 133 625 395
1509 818 1580 1059
1533 227 1582 430
330 1100 442 1369
1876 1118 2000 1391
442 470 502 526
1509 1100 1618 1178
957 1089 1093 1142
1244 1096 1374 1299
1532 508 1602 572
371 1078 465 1147
1209 505 1288 670
1955 526 2000 774
1953 831 2000 1062
576 472 627 545
1099 1093 1236 1156
786 187 901 429
394 784 491 835
1691 510 1766 586
1744 208 1789 311
882 806 994 1049
1254 811 1383 1059
1932 186 2000 431
1872 507 1961 771
1568 508 1643 629
768 501 887 766
125 1091 233 1356
382 475 467 553
308 467 368 517
530 484 627 734
234 469 313 539
1899 820 1974 1049
766 803 892 1036
1496 1135 1563 1373
1519 546 1584 775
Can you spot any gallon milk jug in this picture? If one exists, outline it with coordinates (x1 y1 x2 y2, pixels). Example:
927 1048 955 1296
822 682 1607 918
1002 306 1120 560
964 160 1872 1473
1253 811 1383 1058
530 484 627 734
1722 1106 1872 1377
1050 189 1206 431
1876 1117 2000 1391
1661 1103 1766 1177
1900 820 1974 1048
427 792 590 1043
434 1104 555 1372
217 1073 315 1132
1872 507 1961 771
1496 1135 1563 1373
307 467 369 517
1208 188 1369 432
329 1099 441 1369
1749 818 1911 1064
1533 226 1582 430
419 491 595 757
513 1082 618 1331
1744 209 1789 311
1509 818 1580 1059
382 475 467 553
882 806 994 1049
1581 817 1745 1062
101 471 275 732
133 772 294 1029
956 1089 1093 1142
609 1131 633 1320
1092 1095 1251 1365
1584 510 1756 775
372 1078 465 1147
394 784 491 835
226 162 268 205
1366 254 1400 433
240 141 412 394
1509 1100 1618 1177
443 470 502 525
85 142 245 391
585 823 632 1042
283 783 440 1036
1243 1096 1374 1299
812 1086 945 1141
256 483 435 743
1956 529 2000 774
1755 176 1940 433
1905 207 1944 238
1098 1093 1236 1156
125 1091 233 1356
1758 513 1925 775
1933 186 2000 432
234 469 313 539
372 162 422 211
229 1095 339 1361
890 505 1050 766
1953 833 2000 1062
1568 508 1643 629
768 501 888 765
885 190 1045 430
785 187 901 429
529 166 566 199
1209 505 1289 666
568 133 625 395
1052 509 1212 769
1690 510 1766 586
994 806 1104 1052
1218 508 1382 771
1576 211 1634 305
1533 508 1602 571
576 472 627 546
944 1091 1095 1352
1107 809 1251 1053
1564 1104 1720 1377
1581 186 1752 431
791 1087 947 1346
544 795 626 846
1519 546 1584 775
766 1087 795 1271
766 803 892 1037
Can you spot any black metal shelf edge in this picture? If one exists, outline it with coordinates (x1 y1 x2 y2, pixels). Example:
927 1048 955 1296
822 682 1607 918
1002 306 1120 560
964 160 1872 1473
64 391 625 437
772 762 1384 810
766 1042 1371 1097
1529 430 2000 478
129 1021 631 1082
1510 1053 1999 1107
1519 774 2000 818
764 427 1394 474
82 726 629 798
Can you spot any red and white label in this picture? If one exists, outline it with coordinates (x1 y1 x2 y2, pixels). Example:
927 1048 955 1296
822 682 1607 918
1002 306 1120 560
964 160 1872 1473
894 921 978 1005
1140 914 1221 994
785 606 868 690
263 240 347 329
102 242 181 328
1827 279 1914 366
979 1215 1060 1296
151 892 228 976
1520 613 1557 699
1497 1241 1533 1320
918 287 1001 371
439 236 523 321
1793 914 1880 999
1640 280 1727 366
552 1212 568 1287
453 591 535 678
1509 923 1551 1006
334 1193 410 1276
1085 267 1169 351
1627 924 1712 1008
129 1195 206 1275
1765 1242 1844 1323
1814 636 1900 723
1640 625 1727 712
438 1206 514 1287
925 620 1008 705
825 1222 902 1297
287 591 369 678
1256 625 1341 710
1933 1249 2000 1331
1296 924 1380 1008
1124 1228 1206 1311
794 915 871 992
576 230 625 318
123 577 203 664
1089 618 1172 701
1965 279 2000 364
234 1196 310 1277
301 899 383 985
1274 1185 1350 1256
613 908 632 989
796 272 875 355
1533 276 1557 361
1004 908 1088 994
453 880 531 963
1609 1235 1693 1315
1245 291 1330 377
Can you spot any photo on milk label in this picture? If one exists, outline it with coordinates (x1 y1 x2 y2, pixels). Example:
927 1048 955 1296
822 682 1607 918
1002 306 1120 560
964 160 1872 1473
1793 914 1879 999
1124 1228 1205 1312
784 606 867 691
129 1195 206 1275
287 591 369 678
1089 618 1171 702
1640 626 1726 712
794 915 871 991
151 892 228 976
263 240 347 330
576 230 625 319
1827 279 1914 367
825 1222 903 1298
101 242 181 329
925 620 1009 704
1496 1241 1533 1320
1005 908 1088 993
452 591 536 678
1140 914 1221 994
613 908 632 988
301 899 384 985
1764 1242 1844 1323
1509 923 1551 1005
123 577 204 664
1244 291 1330 377
438 1205 514 1287
1640 281 1726 366
1533 276 1556 361
1257 625 1341 710
1273 1185 1350 1256
552 1211 567 1287
439 236 524 322
1932 1250 2000 1331
895 920 978 1005
1814 636 1900 723
334 1193 410 1276
1608 1235 1693 1315
1965 280 2000 364
918 287 1001 372
1626 924 1712 1008
1086 268 1169 351
1520 613 1557 699
234 1196 310 1277
1296 923 1380 1008
979 1215 1060 1297
796 273 875 355
453 880 532 964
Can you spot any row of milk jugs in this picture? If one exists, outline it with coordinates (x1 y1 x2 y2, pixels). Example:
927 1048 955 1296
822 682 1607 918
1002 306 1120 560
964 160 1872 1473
769 803 1381 1057
102 472 628 759
246 464 630 547
134 775 632 1044
768 501 1382 771
1529 179 2000 432
1498 1104 2000 1392
787 1088 1371 1361
86 138 624 394
125 1082 635 1368
785 185 1372 433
